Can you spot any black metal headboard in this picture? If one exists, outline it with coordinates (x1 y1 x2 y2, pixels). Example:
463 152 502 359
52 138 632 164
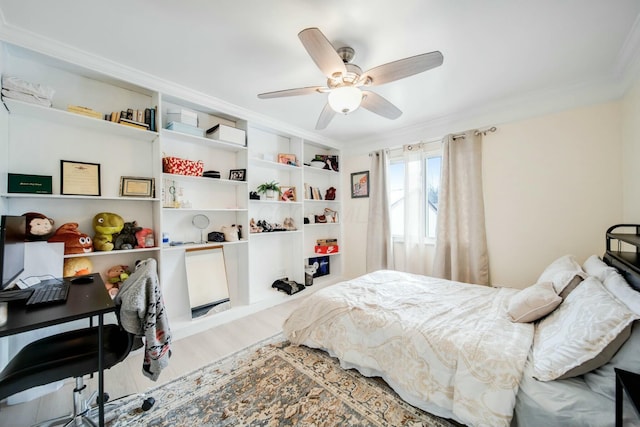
603 252 640 291
603 224 640 291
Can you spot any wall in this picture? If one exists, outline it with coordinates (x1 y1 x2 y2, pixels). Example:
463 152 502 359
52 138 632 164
342 101 624 288
342 154 370 279
622 73 640 221
483 102 622 287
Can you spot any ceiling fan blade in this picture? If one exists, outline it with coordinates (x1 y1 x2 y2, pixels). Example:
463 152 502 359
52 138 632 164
258 86 324 99
315 103 336 130
362 51 443 86
298 27 346 79
361 91 402 120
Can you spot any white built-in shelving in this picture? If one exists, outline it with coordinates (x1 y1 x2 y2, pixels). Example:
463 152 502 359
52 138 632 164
0 40 343 337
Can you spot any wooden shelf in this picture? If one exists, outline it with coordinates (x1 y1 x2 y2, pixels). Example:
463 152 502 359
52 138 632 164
4 99 159 143
161 128 246 152
64 247 160 259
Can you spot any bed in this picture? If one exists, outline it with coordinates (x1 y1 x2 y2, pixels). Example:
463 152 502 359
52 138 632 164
283 252 640 427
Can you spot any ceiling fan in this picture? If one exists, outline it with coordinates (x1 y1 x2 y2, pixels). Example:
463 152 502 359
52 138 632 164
258 27 444 130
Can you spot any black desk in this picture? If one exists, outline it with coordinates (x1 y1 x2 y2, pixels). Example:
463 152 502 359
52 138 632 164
0 273 115 427
615 368 640 427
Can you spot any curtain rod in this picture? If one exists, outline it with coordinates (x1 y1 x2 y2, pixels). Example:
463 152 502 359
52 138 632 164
452 126 497 140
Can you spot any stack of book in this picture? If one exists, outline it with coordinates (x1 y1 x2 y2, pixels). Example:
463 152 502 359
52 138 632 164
304 183 323 200
67 105 102 119
105 107 156 131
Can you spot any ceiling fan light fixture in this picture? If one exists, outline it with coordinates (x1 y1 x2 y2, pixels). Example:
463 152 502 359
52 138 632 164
328 86 362 114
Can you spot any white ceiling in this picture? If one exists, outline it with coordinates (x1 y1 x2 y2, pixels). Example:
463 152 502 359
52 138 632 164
1 0 640 147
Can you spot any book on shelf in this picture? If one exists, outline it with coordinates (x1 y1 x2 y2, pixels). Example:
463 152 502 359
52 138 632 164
119 117 150 130
311 187 322 200
67 105 102 119
144 107 157 132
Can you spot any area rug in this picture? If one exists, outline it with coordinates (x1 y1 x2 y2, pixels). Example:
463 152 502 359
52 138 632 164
109 335 459 427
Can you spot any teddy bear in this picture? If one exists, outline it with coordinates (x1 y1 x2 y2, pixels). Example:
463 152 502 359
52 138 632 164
105 264 130 298
23 212 55 241
63 257 93 277
48 223 94 255
92 212 124 251
113 221 141 250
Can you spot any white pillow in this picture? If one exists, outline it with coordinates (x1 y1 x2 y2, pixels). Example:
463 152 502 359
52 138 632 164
507 282 562 323
537 255 587 298
584 321 640 398
532 276 638 381
583 255 618 283
603 271 640 315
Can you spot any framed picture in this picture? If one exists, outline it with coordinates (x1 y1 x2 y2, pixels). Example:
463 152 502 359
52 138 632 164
280 186 296 202
277 153 298 166
351 170 369 198
229 169 246 181
119 176 155 197
60 160 101 196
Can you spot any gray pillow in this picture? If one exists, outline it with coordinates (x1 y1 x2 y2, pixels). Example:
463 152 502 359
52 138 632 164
507 282 562 323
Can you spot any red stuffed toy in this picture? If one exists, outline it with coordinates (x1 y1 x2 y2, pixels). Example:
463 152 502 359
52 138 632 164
135 228 154 248
48 223 94 255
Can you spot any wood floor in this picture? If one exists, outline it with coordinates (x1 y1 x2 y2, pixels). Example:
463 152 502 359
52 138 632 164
0 298 302 427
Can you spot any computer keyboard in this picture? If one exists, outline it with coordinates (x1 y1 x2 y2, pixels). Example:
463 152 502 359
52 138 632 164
26 282 70 307
0 288 34 302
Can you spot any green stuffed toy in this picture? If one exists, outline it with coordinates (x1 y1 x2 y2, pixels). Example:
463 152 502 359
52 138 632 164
92 212 124 251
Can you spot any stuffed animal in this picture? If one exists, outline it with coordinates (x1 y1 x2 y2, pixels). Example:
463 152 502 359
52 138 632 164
135 228 154 248
92 212 124 251
23 212 55 241
114 221 141 250
63 257 93 277
48 223 94 255
105 264 130 298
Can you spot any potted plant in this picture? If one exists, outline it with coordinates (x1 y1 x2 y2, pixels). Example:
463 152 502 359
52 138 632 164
256 181 280 200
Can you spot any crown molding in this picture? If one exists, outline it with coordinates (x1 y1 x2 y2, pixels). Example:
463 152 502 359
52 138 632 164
0 16 338 148
343 75 625 155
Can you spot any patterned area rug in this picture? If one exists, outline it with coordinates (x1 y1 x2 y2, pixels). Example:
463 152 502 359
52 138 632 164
109 336 459 427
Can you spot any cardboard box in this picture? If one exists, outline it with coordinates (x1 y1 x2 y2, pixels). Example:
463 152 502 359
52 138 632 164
8 173 52 194
206 124 246 146
316 238 338 246
165 121 204 137
166 108 198 127
162 157 204 176
314 245 339 254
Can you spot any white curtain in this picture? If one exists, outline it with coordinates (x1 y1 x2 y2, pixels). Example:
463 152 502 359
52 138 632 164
397 147 430 275
433 131 489 285
366 149 394 272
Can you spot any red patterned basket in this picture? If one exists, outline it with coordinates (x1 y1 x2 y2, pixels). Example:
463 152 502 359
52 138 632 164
162 157 204 176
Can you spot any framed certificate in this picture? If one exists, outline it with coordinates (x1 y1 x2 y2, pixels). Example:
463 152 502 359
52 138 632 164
119 176 155 197
60 160 101 196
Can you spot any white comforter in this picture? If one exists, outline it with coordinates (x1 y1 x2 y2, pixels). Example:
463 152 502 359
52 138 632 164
283 270 535 427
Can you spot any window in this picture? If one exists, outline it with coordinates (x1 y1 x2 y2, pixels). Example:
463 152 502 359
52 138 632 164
389 150 442 240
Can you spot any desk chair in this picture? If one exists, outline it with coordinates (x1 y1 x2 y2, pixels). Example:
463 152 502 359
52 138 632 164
0 276 165 427
0 320 147 426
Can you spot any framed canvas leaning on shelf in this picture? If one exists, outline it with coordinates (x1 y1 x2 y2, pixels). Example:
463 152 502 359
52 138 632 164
280 186 296 202
60 160 101 196
119 176 154 197
229 169 246 181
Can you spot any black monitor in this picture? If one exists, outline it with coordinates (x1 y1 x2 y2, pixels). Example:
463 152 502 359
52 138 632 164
0 215 26 291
